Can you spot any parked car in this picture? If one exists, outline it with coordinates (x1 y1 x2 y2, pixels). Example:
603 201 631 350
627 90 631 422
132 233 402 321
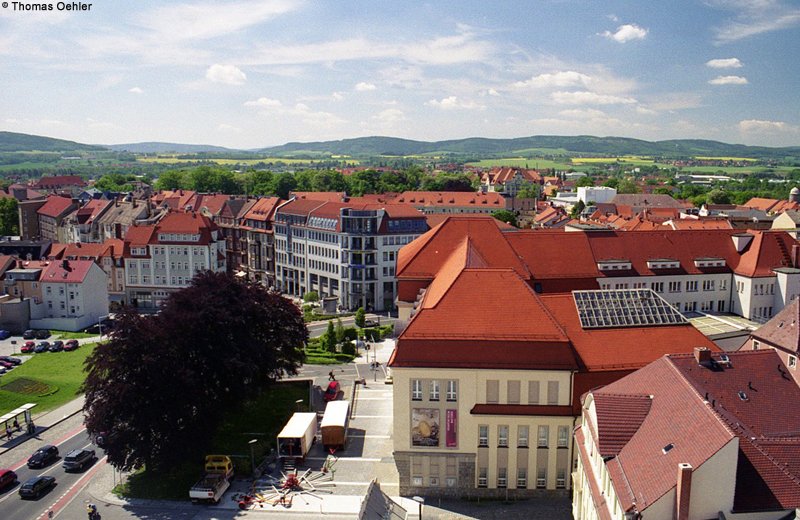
33 342 49 353
0 468 17 490
62 449 96 472
22 330 35 340
0 361 13 369
27 445 58 469
49 341 64 353
34 330 50 339
0 356 21 365
64 340 79 351
18 475 55 499
20 341 35 353
0 330 10 340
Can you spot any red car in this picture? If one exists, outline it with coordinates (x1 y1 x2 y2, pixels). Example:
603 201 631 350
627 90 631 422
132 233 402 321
64 340 79 351
324 381 340 402
20 341 35 353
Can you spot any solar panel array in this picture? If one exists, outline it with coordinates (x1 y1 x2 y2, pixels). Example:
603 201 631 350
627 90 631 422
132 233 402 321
573 289 688 329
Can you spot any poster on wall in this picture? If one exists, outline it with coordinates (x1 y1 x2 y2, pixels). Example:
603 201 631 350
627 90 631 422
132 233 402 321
411 408 440 447
445 409 457 447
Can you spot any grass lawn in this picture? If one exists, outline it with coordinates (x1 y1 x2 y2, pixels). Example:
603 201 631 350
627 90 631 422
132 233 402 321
113 380 309 500
0 343 96 414
51 330 98 339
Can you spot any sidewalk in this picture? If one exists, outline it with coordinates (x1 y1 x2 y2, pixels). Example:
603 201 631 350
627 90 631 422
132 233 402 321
0 396 85 455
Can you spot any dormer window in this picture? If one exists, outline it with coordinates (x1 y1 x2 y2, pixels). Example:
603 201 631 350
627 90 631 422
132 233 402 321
694 257 726 268
647 259 680 269
598 260 631 271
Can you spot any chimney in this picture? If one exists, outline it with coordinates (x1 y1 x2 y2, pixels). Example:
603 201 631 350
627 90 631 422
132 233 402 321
694 347 712 365
61 259 69 270
675 463 692 520
793 244 799 268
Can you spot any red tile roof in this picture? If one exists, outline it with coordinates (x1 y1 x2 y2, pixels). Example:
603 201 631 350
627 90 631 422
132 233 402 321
193 194 231 216
590 350 800 514
75 199 112 224
591 393 652 457
33 175 86 189
40 259 95 284
242 197 282 222
36 195 75 218
750 297 800 353
395 191 506 208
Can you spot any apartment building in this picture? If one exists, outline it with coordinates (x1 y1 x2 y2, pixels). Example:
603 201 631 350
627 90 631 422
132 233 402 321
390 233 718 498
36 196 78 242
395 216 800 323
574 349 800 520
94 197 161 242
274 198 427 311
740 297 800 385
123 212 226 309
30 259 109 331
48 240 126 307
31 175 87 196
241 197 282 287
63 198 113 243
214 197 256 278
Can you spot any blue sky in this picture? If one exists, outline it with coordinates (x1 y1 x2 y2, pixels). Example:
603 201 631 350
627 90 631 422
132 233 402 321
1 0 799 149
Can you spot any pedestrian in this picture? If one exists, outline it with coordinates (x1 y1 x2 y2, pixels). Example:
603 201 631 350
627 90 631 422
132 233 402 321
5 426 10 441
12 418 19 432
328 370 336 381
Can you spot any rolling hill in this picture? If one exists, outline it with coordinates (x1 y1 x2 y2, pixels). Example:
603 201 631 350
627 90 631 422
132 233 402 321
104 142 238 153
0 131 105 152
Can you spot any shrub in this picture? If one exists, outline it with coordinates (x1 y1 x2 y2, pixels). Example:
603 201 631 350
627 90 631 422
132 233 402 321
303 291 319 303
341 341 355 356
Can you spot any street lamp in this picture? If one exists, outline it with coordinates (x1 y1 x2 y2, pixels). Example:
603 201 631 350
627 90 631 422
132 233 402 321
295 399 304 412
249 438 258 478
412 496 424 520
97 314 110 338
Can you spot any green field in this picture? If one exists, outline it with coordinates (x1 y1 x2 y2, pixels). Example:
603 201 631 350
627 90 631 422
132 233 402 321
571 156 655 165
466 157 578 170
113 380 308 500
137 155 359 166
0 343 96 414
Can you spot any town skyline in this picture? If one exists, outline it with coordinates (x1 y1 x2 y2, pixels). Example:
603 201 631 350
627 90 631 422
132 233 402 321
1 0 799 149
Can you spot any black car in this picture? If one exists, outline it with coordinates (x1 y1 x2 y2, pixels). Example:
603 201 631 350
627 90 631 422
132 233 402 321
33 342 49 353
0 356 21 365
49 341 64 353
62 448 96 472
22 330 35 340
18 475 55 499
27 445 58 469
34 330 50 339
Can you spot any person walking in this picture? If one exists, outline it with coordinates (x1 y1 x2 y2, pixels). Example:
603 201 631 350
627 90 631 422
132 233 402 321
328 370 336 381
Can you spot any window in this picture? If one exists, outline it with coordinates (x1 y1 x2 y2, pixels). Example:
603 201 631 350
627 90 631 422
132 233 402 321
412 476 423 486
790 355 797 369
497 468 507 488
651 282 664 293
528 381 540 404
429 476 439 487
703 280 715 291
517 468 527 489
446 477 456 488
668 281 681 292
558 426 569 448
753 340 760 350
538 425 549 448
507 380 520 404
446 380 457 401
498 425 509 447
536 468 546 488
518 426 529 448
411 380 422 400
556 468 566 489
686 281 698 292
486 380 499 403
430 380 440 401
547 381 559 405
720 279 727 291
479 425 489 447
478 468 488 488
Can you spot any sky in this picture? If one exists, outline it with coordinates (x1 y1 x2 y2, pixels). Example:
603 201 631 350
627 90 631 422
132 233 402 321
1 0 799 149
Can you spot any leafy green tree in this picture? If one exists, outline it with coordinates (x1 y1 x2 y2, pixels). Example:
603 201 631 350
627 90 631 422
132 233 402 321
312 170 347 192
355 307 366 328
492 210 517 227
0 198 19 235
325 321 337 353
335 318 345 344
517 185 539 199
570 200 586 218
82 272 307 472
616 178 640 194
94 173 136 192
347 169 381 196
246 170 275 196
155 170 186 191
272 174 297 199
303 291 319 303
706 189 731 205
575 176 595 187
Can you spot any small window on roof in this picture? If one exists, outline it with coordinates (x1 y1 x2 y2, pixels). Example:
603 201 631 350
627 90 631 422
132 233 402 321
662 443 674 454
738 391 748 401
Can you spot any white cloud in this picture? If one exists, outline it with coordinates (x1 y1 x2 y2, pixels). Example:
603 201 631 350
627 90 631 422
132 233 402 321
558 108 608 118
128 87 143 94
706 57 743 68
710 1 800 44
636 106 657 115
425 96 485 110
374 108 406 124
486 88 500 97
217 123 242 133
244 97 282 108
708 75 748 85
137 0 300 42
355 82 377 91
514 71 592 89
738 119 793 132
601 24 648 43
205 64 247 85
551 91 637 105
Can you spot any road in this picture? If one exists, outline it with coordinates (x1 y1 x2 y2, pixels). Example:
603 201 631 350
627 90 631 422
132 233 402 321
0 425 103 520
306 314 396 338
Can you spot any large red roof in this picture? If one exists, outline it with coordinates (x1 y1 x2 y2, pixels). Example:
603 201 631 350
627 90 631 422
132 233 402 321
40 259 95 284
33 175 86 189
36 195 75 218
